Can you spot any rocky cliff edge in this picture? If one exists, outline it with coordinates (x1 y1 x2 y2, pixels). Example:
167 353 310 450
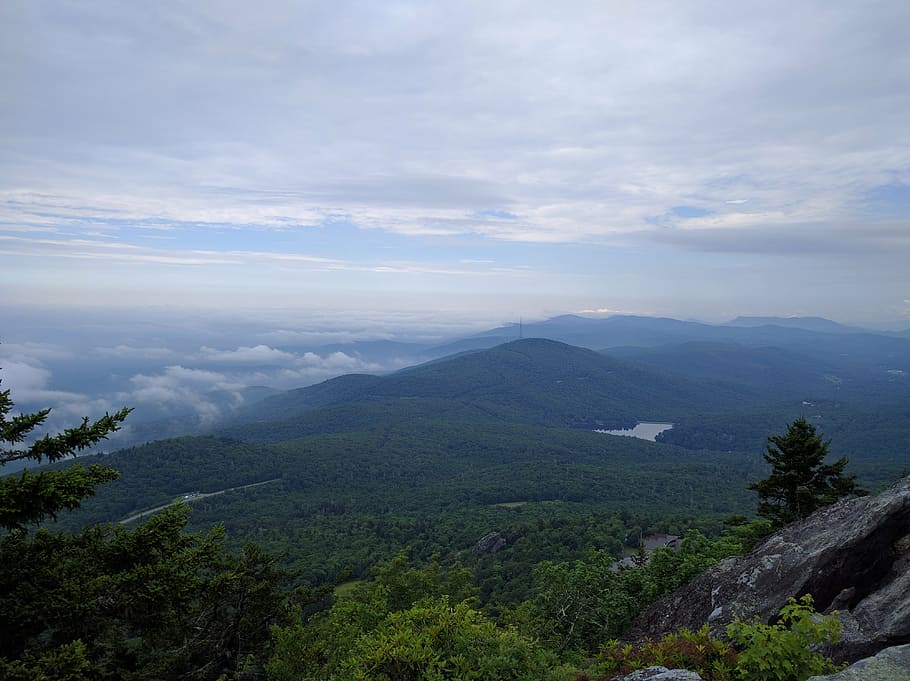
628 476 910 663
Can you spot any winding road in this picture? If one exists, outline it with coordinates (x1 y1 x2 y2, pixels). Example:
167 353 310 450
118 478 281 524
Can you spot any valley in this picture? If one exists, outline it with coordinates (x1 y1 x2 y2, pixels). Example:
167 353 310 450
51 318 910 593
7 313 910 679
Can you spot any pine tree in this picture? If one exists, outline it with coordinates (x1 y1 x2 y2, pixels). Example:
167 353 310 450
0 378 131 530
749 417 865 528
1 376 288 679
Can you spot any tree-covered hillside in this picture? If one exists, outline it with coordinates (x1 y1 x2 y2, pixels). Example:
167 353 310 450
64 419 764 589
55 336 903 590
233 338 764 433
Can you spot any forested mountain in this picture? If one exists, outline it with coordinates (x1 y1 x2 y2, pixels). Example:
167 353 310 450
491 314 908 354
726 315 867 334
232 338 762 433
598 340 909 487
44 339 765 597
247 320 910 426
605 341 838 398
218 336 908 487
605 339 910 403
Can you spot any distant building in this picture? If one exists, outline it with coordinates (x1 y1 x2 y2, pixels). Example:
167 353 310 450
641 533 681 551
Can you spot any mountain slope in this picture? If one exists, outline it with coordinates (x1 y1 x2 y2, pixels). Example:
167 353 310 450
605 342 840 399
231 338 762 437
444 315 910 363
727 316 867 334
62 420 764 585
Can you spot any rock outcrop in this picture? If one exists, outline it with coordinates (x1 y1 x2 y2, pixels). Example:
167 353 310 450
473 531 507 554
807 644 910 680
628 476 910 662
615 668 703 681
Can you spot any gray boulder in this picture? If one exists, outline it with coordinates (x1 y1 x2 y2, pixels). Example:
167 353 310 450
807 644 910 680
615 667 703 681
628 476 910 662
473 531 507 554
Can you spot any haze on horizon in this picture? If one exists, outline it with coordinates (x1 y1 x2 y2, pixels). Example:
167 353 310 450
1 1 909 328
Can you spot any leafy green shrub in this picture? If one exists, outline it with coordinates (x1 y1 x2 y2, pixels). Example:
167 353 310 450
338 597 569 681
726 595 841 681
533 531 744 653
267 552 485 680
589 625 738 681
583 596 840 681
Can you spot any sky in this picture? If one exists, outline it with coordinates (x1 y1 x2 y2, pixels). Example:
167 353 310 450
1 0 909 328
2 2 910 437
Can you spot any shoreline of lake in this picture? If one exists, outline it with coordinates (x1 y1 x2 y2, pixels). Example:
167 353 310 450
594 422 674 442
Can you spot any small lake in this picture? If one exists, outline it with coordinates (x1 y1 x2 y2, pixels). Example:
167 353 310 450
594 422 674 442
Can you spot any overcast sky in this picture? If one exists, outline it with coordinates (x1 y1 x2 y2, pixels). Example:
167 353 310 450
2 0 910 327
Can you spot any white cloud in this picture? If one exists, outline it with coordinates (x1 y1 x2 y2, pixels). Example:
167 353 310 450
119 349 388 425
0 347 120 445
2 2 909 323
197 344 296 363
575 308 639 317
126 366 245 423
129 365 243 396
298 350 380 373
193 343 385 375
0 343 85 408
1 359 54 398
0 342 75 363
3 2 909 246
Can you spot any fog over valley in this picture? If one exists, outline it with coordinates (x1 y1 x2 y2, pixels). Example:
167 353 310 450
1 305 481 445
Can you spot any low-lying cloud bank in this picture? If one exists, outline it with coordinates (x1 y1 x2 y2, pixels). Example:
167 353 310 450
120 346 392 425
1 328 429 453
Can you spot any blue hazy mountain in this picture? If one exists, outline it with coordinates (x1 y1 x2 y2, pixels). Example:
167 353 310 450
726 316 869 334
426 315 910 382
604 342 837 399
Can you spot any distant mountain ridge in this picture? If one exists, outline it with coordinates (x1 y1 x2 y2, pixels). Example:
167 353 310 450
727 315 867 334
428 314 902 354
225 330 910 489
417 315 910 383
604 341 839 398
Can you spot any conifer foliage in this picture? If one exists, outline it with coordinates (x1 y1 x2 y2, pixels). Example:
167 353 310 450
0 377 288 679
749 417 865 528
0 378 131 530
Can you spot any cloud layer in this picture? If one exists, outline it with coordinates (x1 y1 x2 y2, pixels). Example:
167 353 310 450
2 1 909 322
1 304 454 449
